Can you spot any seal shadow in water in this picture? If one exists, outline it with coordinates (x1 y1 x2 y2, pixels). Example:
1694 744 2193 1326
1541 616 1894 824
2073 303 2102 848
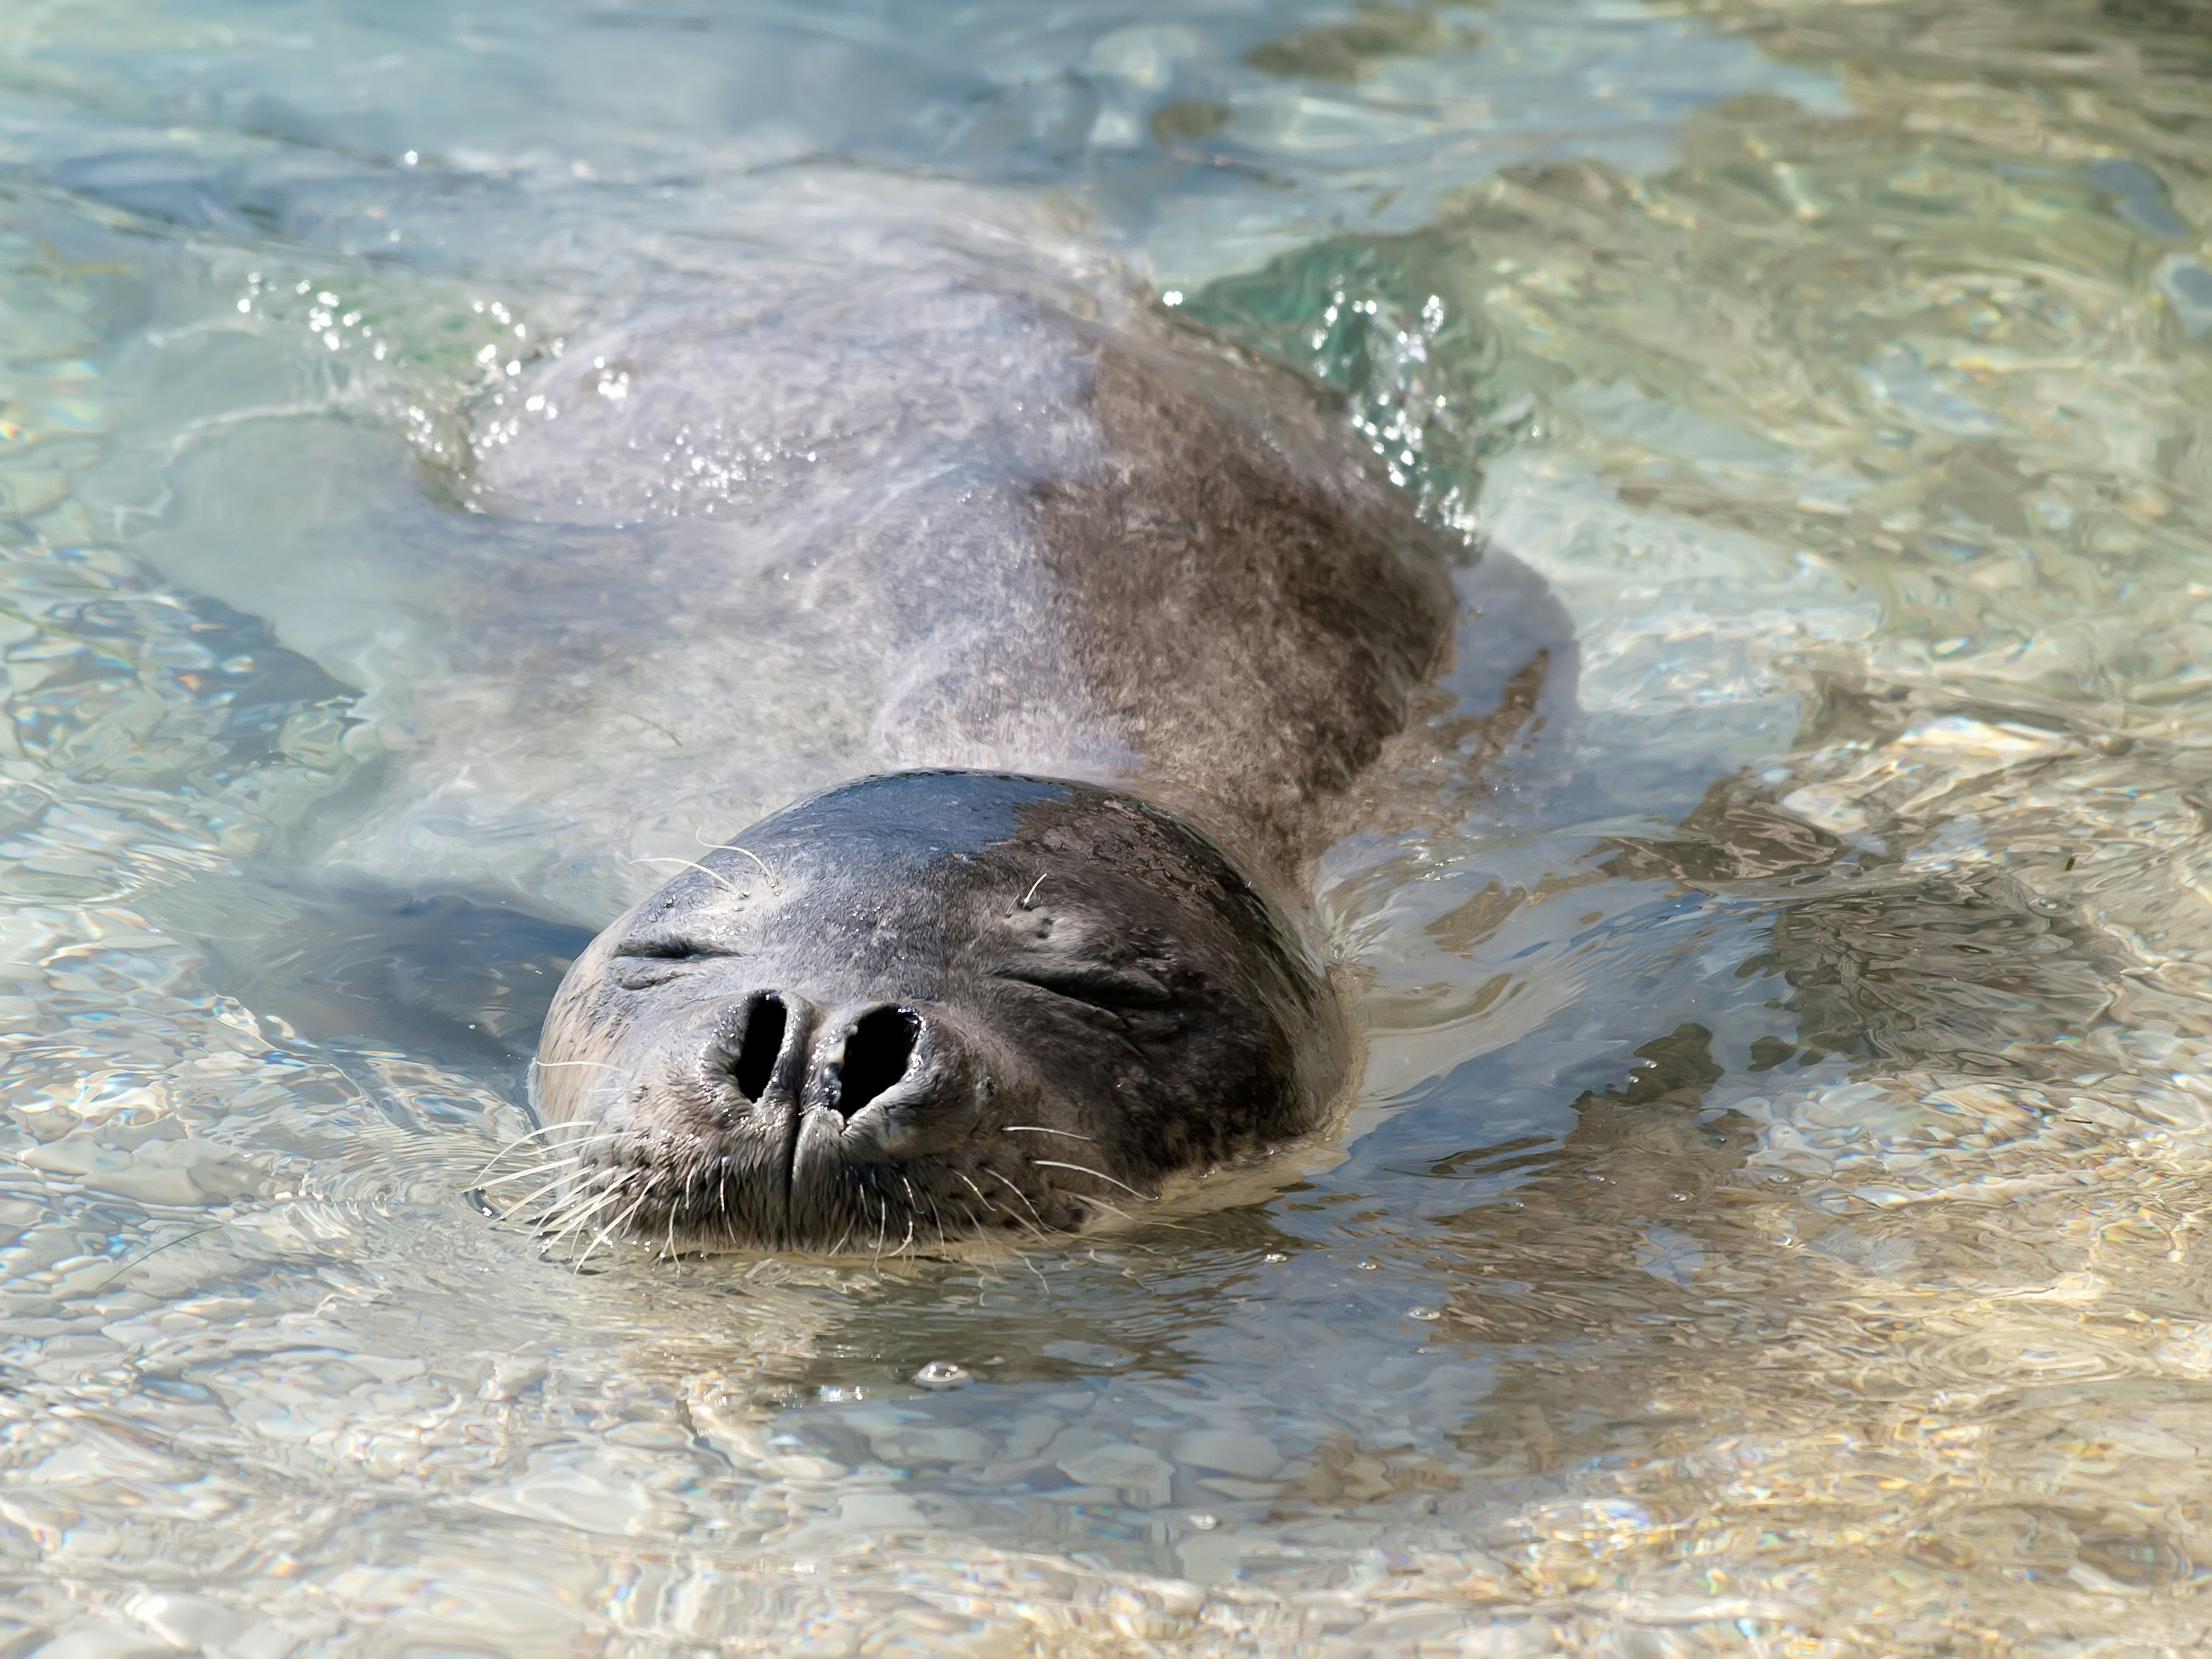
1397 763 2126 1435
181 879 594 1076
1604 768 2120 1080
119 597 589 1075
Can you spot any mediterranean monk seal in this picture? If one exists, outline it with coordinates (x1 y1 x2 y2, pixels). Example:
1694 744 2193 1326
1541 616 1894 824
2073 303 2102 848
156 179 1569 1253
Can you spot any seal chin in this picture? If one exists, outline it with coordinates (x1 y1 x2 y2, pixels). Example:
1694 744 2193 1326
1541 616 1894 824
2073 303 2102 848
531 770 1349 1254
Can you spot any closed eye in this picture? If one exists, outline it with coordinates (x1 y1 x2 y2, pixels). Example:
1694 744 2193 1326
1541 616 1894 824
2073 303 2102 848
609 940 738 987
998 964 1174 1012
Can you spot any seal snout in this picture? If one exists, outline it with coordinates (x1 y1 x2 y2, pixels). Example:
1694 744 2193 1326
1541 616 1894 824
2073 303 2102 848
721 990 791 1104
809 1003 923 1120
711 992 926 1122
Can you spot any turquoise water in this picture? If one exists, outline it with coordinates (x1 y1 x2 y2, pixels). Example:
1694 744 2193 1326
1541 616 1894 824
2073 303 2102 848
3 1 2212 1653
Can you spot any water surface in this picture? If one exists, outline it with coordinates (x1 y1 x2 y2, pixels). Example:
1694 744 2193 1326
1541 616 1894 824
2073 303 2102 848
3 1 2212 1653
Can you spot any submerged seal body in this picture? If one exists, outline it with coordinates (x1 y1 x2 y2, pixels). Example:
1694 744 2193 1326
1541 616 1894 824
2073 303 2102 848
506 228 1469 1249
203 183 1556 1251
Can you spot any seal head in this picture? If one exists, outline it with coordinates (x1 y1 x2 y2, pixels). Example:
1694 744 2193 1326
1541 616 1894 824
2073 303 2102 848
535 771 1347 1252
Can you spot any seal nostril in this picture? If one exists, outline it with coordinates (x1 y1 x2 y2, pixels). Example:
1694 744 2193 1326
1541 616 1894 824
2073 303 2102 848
733 995 786 1102
835 1006 919 1118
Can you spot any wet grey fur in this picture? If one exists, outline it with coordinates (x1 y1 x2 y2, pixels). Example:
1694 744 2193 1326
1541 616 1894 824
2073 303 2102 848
454 229 1456 912
157 182 1566 1252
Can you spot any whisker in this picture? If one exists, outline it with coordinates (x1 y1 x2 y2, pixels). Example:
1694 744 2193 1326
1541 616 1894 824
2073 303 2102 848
688 829 782 892
544 1194 623 1247
471 1142 625 1185
471 1130 628 1185
536 1176 625 1244
541 1175 631 1255
918 1180 949 1256
489 1168 591 1217
494 1116 621 1145
630 855 740 893
1029 1160 1155 1202
507 1128 629 1152
578 1177 660 1272
472 1157 578 1191
956 1172 1052 1254
539 1203 620 1262
476 1122 585 1173
1002 1125 1094 1142
479 1142 592 1168
982 1167 1049 1233
724 843 780 893
1077 1195 1179 1231
999 1205 1052 1246
1100 1200 1195 1234
474 1121 626 1179
665 1155 704 1262
486 1120 577 1153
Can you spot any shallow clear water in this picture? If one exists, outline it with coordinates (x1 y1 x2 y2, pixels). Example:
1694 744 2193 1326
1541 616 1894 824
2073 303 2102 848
3 1 2211 1653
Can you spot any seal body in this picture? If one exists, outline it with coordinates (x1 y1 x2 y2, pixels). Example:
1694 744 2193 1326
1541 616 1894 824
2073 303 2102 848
426 243 1459 919
248 184 1517 1250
